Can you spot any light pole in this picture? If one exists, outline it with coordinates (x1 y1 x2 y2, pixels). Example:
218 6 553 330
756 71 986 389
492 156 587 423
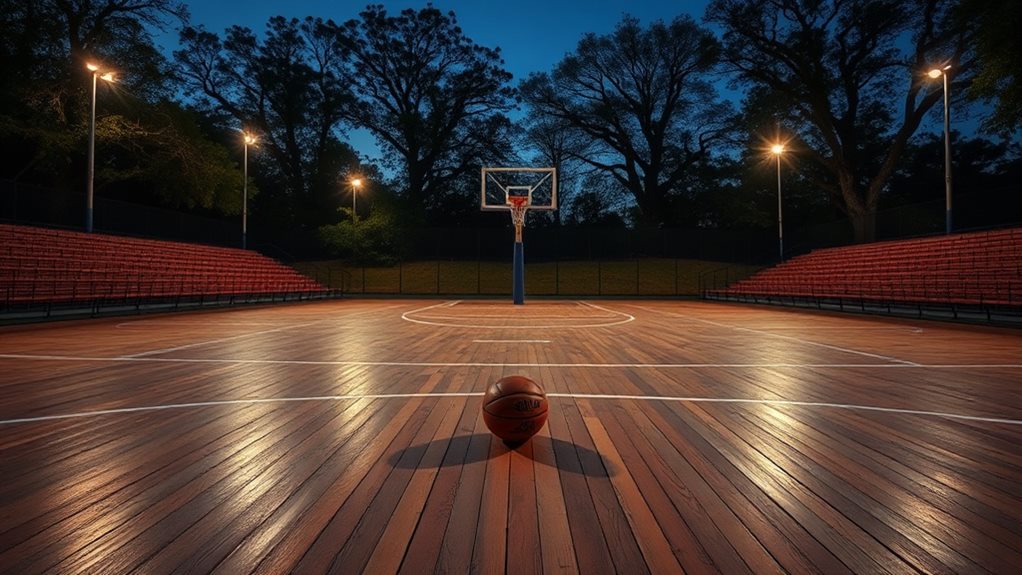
350 178 362 221
85 63 115 233
928 65 953 234
771 143 785 260
242 131 257 249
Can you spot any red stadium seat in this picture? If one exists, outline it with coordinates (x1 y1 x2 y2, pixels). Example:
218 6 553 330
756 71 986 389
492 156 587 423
0 224 329 309
711 228 1021 309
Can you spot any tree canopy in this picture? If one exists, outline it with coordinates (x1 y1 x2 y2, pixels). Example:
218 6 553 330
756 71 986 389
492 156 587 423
326 5 516 222
520 15 733 226
706 0 975 241
175 16 359 227
965 0 1022 136
0 0 242 213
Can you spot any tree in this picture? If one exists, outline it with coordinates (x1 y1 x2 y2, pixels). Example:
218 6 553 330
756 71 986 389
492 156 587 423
97 102 245 212
175 16 359 227
564 172 627 227
328 5 516 221
520 15 732 226
517 115 594 226
964 0 1022 135
887 132 1022 226
706 0 975 242
0 0 245 217
0 0 187 182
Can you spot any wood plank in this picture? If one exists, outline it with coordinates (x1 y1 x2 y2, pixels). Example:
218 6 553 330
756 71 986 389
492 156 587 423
578 400 683 574
302 396 450 574
133 398 384 574
260 394 439 573
600 401 734 574
432 370 499 574
637 399 838 574
394 398 484 574
209 397 411 574
507 440 543 575
531 416 579 575
777 405 1022 573
735 403 975 574
64 400 364 574
542 395 614 575
683 402 895 574
471 434 511 573
561 397 649 574
621 399 785 574
362 397 466 574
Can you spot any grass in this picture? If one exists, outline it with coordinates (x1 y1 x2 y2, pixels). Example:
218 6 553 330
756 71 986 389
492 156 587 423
294 257 762 296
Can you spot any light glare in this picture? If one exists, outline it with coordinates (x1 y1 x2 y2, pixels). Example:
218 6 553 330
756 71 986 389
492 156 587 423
771 144 785 155
927 69 943 78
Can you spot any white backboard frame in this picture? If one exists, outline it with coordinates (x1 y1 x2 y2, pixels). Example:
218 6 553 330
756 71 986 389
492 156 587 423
481 167 558 211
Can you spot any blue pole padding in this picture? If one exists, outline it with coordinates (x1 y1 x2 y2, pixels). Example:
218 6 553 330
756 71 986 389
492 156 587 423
513 241 524 305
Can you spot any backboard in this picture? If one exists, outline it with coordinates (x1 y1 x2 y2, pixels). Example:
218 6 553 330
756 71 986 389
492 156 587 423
481 167 557 212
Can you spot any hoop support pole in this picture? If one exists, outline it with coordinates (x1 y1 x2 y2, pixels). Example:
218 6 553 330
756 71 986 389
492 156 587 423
513 241 524 305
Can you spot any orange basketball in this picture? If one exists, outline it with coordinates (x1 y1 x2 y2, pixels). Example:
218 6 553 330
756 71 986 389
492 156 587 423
482 375 548 447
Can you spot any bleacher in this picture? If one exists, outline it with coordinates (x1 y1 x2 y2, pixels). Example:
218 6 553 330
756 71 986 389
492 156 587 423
708 227 1022 317
1 223 330 315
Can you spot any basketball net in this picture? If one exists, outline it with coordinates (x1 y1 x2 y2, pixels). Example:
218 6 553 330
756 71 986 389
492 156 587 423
508 196 529 243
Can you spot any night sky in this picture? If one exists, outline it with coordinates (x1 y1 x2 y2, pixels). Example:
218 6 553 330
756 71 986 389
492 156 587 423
158 0 959 161
168 0 713 81
158 1 713 161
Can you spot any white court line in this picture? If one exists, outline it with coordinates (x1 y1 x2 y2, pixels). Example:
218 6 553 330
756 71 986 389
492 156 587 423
472 340 551 343
3 353 1020 369
731 326 924 332
116 320 283 329
1 391 1018 426
628 304 922 366
414 315 620 320
401 300 635 329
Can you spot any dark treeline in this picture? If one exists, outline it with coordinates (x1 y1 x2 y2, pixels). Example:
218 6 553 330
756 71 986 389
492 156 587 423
1 0 1019 258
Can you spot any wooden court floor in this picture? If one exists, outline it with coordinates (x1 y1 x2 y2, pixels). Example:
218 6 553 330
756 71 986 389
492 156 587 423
1 299 1020 574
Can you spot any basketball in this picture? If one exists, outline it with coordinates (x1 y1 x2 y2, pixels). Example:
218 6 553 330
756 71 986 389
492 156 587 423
482 375 549 447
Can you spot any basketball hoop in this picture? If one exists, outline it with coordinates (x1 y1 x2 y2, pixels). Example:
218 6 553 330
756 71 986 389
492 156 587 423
508 196 529 243
481 167 557 304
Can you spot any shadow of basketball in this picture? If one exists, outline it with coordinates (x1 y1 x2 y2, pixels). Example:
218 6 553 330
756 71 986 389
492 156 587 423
389 433 615 478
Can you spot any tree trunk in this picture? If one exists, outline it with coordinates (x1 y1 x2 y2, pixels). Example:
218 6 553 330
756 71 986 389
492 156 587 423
849 208 877 244
631 182 670 227
406 162 428 220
